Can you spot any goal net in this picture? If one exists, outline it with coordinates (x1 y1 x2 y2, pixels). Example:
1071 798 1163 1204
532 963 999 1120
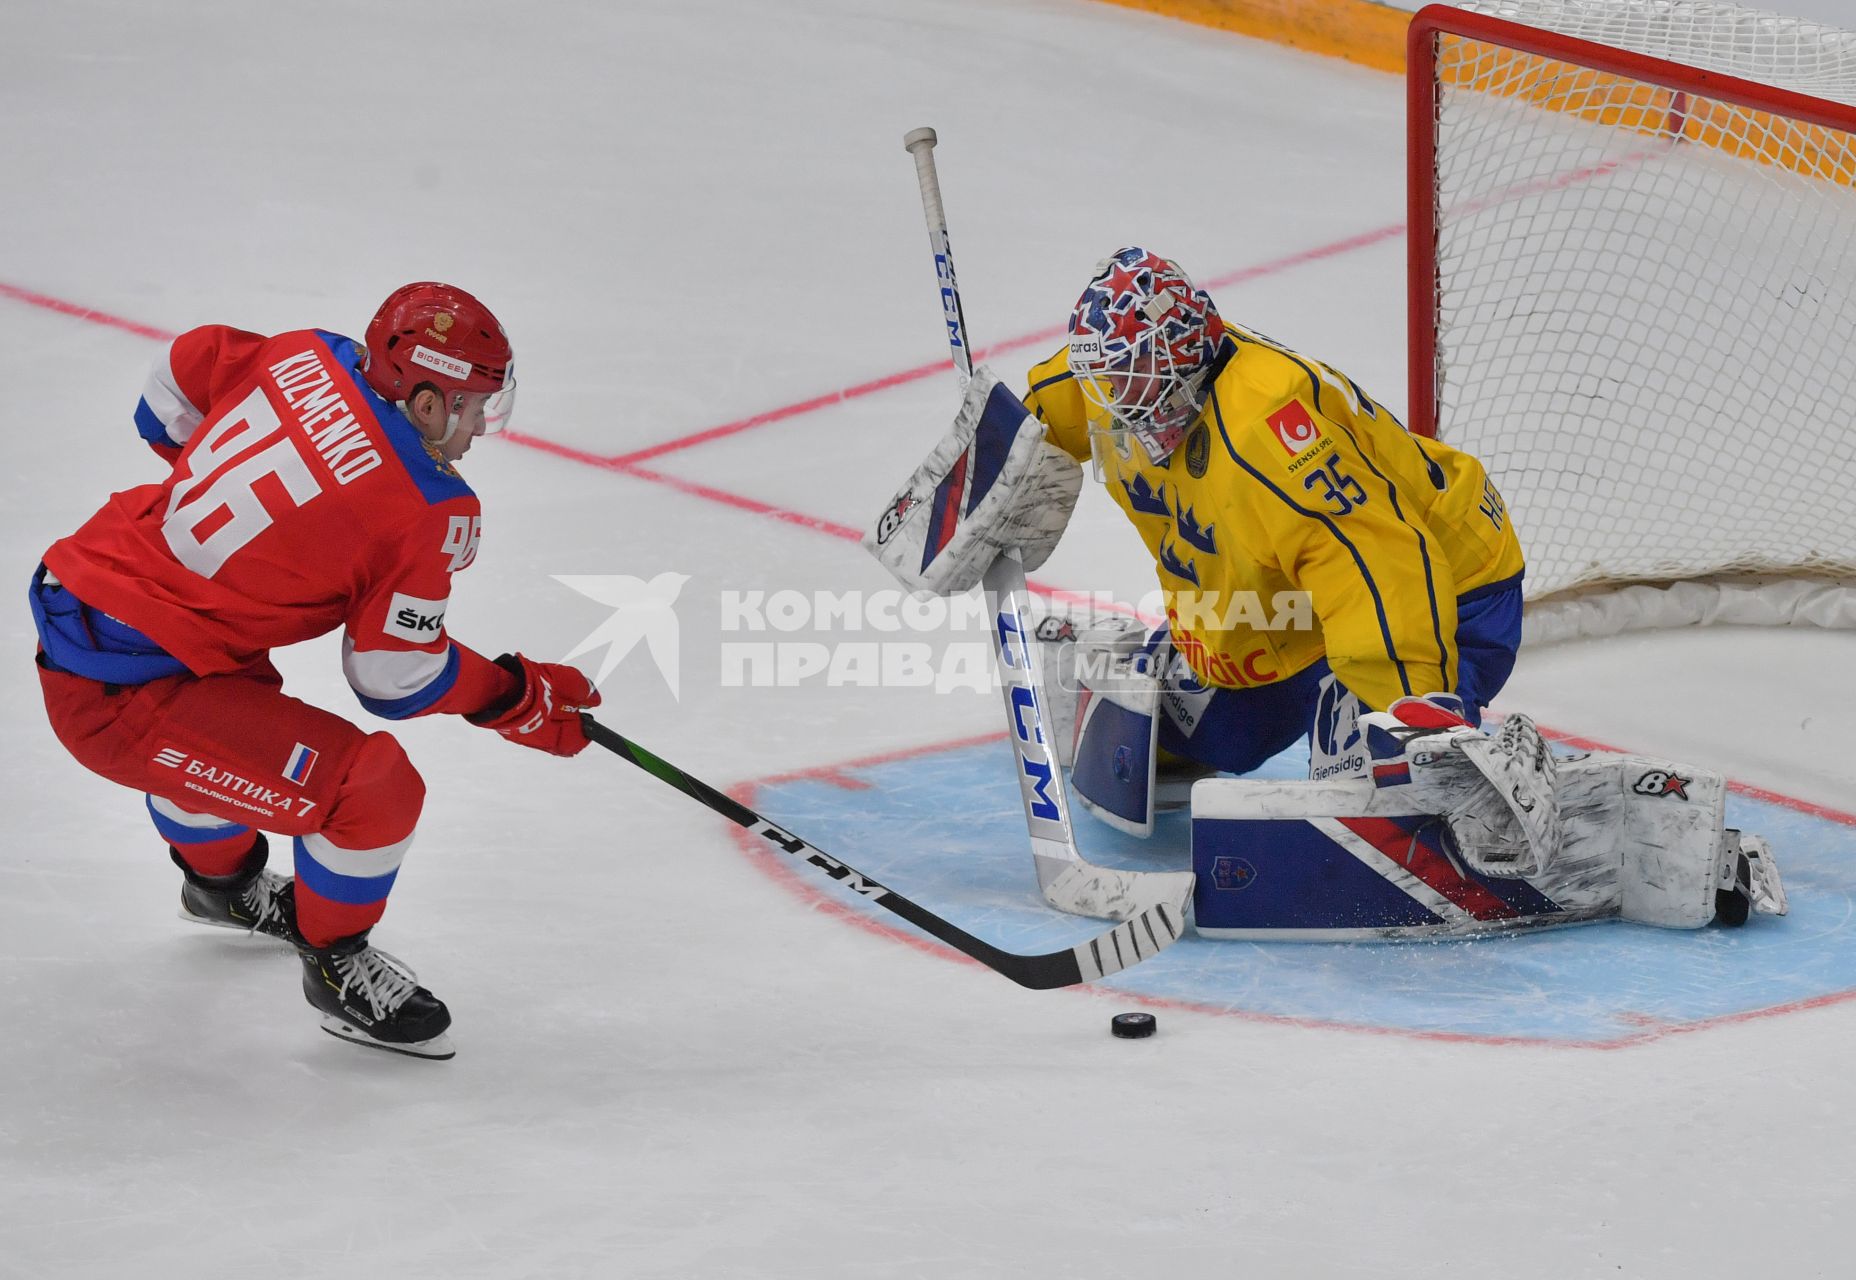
1408 0 1856 640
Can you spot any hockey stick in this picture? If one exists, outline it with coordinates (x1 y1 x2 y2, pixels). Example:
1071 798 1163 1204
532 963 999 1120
580 715 1185 990
901 127 1196 922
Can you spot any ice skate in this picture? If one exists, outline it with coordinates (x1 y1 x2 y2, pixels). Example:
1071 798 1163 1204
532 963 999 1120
174 835 299 943
300 932 454 1060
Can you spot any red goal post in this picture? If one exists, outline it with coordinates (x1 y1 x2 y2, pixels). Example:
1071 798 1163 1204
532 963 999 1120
1406 2 1856 640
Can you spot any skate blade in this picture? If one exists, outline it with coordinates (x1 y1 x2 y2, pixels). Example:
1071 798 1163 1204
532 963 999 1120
319 1016 456 1061
177 906 294 943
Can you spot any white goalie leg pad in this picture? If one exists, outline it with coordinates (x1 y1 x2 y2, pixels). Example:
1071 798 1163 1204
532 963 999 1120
1551 753 1788 928
1035 613 1146 770
864 366 1082 596
1070 640 1161 838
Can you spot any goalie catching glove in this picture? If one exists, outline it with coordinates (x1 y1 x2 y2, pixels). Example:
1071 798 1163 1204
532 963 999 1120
1360 694 1562 879
864 367 1081 595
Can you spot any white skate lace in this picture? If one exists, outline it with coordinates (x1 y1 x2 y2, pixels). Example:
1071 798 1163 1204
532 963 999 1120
240 871 292 931
332 946 421 1020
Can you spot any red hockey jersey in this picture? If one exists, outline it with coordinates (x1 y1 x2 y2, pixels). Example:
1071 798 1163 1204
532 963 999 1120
40 325 514 720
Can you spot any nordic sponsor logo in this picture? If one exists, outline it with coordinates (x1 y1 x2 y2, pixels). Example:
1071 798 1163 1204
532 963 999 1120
409 344 472 382
154 747 188 768
1634 769 1692 800
384 592 448 642
1267 400 1322 456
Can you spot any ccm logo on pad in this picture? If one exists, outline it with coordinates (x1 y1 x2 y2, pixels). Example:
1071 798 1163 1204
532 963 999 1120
385 592 448 641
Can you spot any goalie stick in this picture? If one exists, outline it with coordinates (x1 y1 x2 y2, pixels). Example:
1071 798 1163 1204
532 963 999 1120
580 715 1185 990
901 126 1196 922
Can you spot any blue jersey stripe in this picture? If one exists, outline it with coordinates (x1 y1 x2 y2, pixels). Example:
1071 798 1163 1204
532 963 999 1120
294 837 399 905
146 797 251 847
1028 367 1074 395
134 398 177 447
314 331 475 508
1320 415 1450 692
1458 570 1524 604
1210 393 1411 697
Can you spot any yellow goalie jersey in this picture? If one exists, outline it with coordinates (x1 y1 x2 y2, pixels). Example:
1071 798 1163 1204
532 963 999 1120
1023 326 1525 712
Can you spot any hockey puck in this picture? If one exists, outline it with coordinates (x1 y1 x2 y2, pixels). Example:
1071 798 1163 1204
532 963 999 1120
1110 1012 1157 1039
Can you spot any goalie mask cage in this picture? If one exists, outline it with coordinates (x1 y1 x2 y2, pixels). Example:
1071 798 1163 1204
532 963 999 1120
1407 1 1856 641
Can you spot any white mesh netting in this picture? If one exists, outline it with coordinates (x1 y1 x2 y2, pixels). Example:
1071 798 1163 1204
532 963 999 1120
1421 0 1856 630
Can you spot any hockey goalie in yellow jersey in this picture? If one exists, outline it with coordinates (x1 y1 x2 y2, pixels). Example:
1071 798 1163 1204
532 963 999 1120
867 246 1785 936
1026 247 1524 774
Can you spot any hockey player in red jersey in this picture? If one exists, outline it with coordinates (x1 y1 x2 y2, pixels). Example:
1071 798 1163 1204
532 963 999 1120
30 282 597 1060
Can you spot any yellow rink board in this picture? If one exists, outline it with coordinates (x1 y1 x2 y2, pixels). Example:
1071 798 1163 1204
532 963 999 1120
1098 0 1856 188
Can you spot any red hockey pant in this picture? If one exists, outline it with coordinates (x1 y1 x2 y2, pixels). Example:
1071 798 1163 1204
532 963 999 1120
38 659 424 947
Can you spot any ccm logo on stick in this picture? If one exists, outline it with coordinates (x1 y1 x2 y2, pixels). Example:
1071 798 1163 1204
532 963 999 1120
384 592 448 641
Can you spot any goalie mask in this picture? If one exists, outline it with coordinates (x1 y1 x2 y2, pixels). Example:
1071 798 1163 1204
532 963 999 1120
1067 248 1223 470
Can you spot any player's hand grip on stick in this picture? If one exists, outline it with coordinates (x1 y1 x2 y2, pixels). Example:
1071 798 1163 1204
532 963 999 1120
579 714 1187 989
468 654 601 756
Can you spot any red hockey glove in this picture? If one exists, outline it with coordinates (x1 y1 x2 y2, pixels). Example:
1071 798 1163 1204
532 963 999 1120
467 653 602 756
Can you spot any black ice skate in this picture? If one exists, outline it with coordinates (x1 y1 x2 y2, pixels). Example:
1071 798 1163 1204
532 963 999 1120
173 835 299 943
300 932 454 1060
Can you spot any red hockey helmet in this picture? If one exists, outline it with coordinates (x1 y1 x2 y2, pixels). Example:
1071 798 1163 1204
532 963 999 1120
362 282 516 432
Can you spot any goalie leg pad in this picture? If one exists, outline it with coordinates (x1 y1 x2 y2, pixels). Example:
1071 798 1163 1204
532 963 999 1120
1189 777 1585 939
1034 613 1145 770
1071 639 1162 838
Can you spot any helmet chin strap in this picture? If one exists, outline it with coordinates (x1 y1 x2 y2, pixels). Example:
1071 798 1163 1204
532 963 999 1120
397 394 464 449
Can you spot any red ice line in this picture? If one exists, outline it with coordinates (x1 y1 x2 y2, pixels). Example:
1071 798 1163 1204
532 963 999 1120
8 220 1853 1045
7 238 1852 829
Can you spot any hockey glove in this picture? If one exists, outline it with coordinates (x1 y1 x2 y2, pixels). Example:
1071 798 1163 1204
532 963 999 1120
467 653 601 756
1362 695 1562 879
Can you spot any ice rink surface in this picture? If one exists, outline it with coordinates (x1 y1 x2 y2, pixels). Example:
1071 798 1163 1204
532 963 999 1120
4 2 1854 1277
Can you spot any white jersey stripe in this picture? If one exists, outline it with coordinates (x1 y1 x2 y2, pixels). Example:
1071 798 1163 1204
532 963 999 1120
148 794 242 830
342 638 451 702
299 831 411 880
141 348 206 446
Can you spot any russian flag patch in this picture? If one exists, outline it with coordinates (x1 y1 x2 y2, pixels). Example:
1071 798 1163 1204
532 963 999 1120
284 743 319 786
